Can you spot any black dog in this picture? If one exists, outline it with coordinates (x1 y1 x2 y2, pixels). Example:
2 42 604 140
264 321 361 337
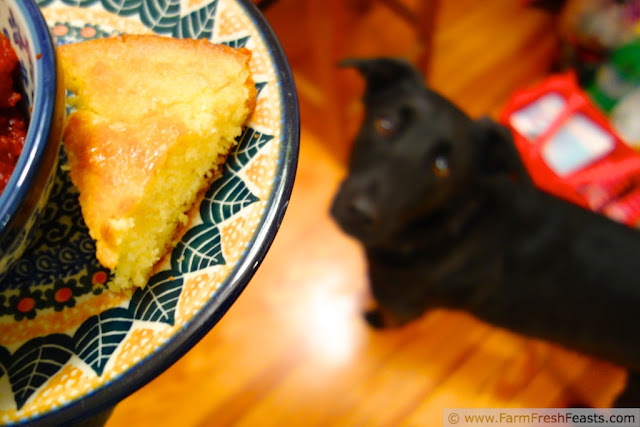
331 58 640 407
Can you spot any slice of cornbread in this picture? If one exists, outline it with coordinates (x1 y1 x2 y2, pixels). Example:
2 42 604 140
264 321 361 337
58 34 256 291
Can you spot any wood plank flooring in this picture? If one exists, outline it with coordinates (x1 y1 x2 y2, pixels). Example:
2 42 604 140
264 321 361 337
106 1 628 425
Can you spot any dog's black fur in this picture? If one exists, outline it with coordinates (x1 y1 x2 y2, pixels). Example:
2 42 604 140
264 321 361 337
330 58 640 407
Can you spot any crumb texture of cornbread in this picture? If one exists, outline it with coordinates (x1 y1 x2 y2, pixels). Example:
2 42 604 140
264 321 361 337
58 34 256 291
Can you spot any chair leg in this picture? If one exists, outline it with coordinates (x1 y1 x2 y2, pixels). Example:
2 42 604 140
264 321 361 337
350 0 440 80
306 0 347 148
377 0 419 26
416 0 440 81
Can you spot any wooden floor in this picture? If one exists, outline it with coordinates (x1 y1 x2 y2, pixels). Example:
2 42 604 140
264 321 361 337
107 1 627 425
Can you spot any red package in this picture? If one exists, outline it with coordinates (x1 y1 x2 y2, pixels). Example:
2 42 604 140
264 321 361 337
500 71 640 226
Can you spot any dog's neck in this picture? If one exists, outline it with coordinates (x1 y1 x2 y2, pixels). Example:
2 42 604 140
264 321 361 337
367 191 487 258
366 174 538 259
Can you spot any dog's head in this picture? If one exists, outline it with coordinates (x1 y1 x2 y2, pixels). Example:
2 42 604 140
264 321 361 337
331 58 526 247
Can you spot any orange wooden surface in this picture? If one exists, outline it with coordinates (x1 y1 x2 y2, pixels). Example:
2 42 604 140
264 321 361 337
106 1 628 425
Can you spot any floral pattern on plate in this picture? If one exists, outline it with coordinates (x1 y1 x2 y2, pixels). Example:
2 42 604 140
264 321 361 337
0 0 294 424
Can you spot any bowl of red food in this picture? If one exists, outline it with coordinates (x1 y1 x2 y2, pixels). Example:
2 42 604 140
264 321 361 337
0 0 64 277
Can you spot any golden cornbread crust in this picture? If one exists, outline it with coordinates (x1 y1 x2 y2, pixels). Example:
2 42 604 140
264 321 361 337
59 34 256 291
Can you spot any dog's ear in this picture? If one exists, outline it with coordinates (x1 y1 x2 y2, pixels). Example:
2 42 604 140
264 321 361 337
339 57 425 99
472 116 531 183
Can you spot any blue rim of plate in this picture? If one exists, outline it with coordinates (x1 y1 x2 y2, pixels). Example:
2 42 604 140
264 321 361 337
28 1 299 425
0 0 58 249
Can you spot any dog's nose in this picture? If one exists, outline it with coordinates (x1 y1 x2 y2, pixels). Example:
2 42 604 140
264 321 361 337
347 195 379 227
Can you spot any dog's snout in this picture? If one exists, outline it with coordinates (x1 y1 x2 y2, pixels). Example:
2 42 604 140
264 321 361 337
332 176 387 241
347 194 379 226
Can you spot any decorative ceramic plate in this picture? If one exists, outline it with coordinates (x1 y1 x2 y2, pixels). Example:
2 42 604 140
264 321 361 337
0 1 298 424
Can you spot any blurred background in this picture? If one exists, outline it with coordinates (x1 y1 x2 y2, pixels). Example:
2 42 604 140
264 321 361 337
106 0 638 425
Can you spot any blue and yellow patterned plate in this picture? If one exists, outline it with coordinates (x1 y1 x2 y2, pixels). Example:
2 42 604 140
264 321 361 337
0 1 298 424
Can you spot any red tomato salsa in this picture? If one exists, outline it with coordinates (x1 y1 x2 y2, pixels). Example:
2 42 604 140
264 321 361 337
0 33 27 195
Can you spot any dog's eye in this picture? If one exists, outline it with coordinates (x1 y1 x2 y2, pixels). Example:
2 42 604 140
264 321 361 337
373 108 412 138
433 155 450 178
374 115 399 137
429 143 451 178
